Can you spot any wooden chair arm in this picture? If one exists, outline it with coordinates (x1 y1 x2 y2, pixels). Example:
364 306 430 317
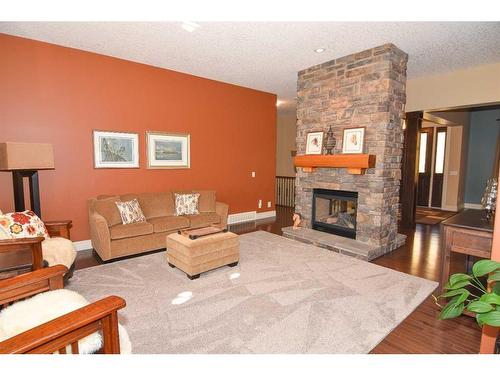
0 295 126 354
44 220 72 240
0 265 67 305
0 237 44 271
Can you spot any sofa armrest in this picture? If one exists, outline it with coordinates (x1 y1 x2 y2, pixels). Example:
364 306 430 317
0 265 67 305
0 295 125 354
215 202 229 228
88 212 111 261
0 237 44 271
44 220 72 240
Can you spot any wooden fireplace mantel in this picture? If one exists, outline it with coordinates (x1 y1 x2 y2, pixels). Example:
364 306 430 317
294 154 376 175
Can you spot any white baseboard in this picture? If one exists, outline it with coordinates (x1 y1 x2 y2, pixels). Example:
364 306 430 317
464 203 483 210
441 205 458 212
73 239 92 252
256 210 276 220
74 210 278 251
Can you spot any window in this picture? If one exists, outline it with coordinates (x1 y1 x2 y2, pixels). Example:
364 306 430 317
435 131 446 174
418 132 427 173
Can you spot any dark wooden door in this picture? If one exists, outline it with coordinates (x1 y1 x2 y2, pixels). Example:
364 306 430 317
417 127 434 206
431 127 447 208
400 112 423 229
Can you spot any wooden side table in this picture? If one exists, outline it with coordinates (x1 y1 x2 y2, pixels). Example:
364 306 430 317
440 209 493 290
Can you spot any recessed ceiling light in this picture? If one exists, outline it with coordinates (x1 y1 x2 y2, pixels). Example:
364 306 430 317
315 48 326 53
181 21 200 32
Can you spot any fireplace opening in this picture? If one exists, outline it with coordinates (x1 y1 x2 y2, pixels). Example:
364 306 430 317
312 189 358 239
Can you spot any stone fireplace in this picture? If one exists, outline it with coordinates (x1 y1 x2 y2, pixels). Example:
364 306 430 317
288 43 408 259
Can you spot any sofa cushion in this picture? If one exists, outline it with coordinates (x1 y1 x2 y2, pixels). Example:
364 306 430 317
148 216 189 233
138 192 175 219
0 210 49 239
174 193 200 216
194 190 216 213
186 212 221 229
93 196 122 227
115 199 146 224
109 222 153 240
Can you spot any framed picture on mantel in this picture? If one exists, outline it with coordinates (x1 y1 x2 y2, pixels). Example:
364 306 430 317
305 131 324 155
342 127 365 154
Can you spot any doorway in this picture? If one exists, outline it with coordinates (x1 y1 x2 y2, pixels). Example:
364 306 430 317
417 126 447 208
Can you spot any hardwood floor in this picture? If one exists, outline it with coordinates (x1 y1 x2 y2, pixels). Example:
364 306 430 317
75 205 481 354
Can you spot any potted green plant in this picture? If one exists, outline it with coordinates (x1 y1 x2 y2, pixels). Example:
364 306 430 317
434 259 500 327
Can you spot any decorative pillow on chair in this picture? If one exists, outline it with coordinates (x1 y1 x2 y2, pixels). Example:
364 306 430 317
0 210 49 239
115 199 146 224
174 193 200 216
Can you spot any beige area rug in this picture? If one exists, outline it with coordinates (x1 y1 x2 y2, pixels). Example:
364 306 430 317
68 231 437 354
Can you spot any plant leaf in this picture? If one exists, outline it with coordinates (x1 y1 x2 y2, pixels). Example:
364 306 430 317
487 271 500 282
467 301 494 313
479 293 500 305
494 282 500 295
472 260 500 278
448 273 472 286
440 288 469 299
439 300 465 320
476 311 500 327
445 279 471 290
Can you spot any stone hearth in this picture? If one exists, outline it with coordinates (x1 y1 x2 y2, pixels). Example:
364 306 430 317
291 43 408 258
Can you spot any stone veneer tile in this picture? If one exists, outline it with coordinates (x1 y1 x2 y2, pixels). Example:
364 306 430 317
295 43 408 258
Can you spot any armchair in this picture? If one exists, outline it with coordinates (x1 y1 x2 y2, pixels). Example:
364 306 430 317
0 219 76 280
0 265 128 354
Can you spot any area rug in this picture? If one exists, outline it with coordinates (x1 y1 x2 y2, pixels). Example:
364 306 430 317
415 207 456 225
68 231 437 354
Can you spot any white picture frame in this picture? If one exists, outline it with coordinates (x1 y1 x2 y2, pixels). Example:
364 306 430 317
342 127 365 154
305 131 324 155
93 130 139 168
146 131 190 169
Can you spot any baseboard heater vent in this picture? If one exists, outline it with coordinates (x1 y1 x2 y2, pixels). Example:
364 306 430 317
228 211 257 225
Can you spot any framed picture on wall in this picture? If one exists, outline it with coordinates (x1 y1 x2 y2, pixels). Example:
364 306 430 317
93 130 139 168
146 131 190 169
305 131 324 155
342 127 365 154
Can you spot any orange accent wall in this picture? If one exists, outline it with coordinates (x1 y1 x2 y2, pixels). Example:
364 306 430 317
0 34 277 241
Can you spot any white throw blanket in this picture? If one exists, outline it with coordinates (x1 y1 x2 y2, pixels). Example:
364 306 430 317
41 237 77 269
0 289 131 354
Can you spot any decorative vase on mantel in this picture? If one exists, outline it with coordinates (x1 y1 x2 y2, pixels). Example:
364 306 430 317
324 126 336 155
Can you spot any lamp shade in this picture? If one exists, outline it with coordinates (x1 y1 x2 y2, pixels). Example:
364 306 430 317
0 142 55 170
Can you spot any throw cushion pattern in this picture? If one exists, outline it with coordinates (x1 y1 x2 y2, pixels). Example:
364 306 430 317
115 199 146 225
0 210 49 239
174 193 200 216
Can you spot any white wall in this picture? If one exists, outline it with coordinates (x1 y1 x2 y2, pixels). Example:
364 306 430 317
276 113 296 177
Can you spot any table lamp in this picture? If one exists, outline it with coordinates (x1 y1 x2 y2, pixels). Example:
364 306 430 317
0 142 55 218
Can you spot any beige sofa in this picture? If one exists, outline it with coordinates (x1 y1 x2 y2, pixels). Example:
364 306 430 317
88 191 228 261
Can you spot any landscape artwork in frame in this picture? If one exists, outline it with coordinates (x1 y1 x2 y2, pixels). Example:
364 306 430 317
147 132 190 169
305 131 324 155
93 130 139 168
342 127 365 154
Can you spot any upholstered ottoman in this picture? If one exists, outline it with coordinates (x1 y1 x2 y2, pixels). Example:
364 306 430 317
166 231 239 279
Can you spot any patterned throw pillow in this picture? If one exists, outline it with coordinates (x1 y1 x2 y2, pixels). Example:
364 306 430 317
115 199 146 225
0 210 50 239
174 193 200 216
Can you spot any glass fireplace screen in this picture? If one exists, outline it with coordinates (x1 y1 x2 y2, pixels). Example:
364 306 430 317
312 189 358 238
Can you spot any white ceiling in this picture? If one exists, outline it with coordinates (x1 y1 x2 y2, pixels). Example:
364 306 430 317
1 22 500 114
